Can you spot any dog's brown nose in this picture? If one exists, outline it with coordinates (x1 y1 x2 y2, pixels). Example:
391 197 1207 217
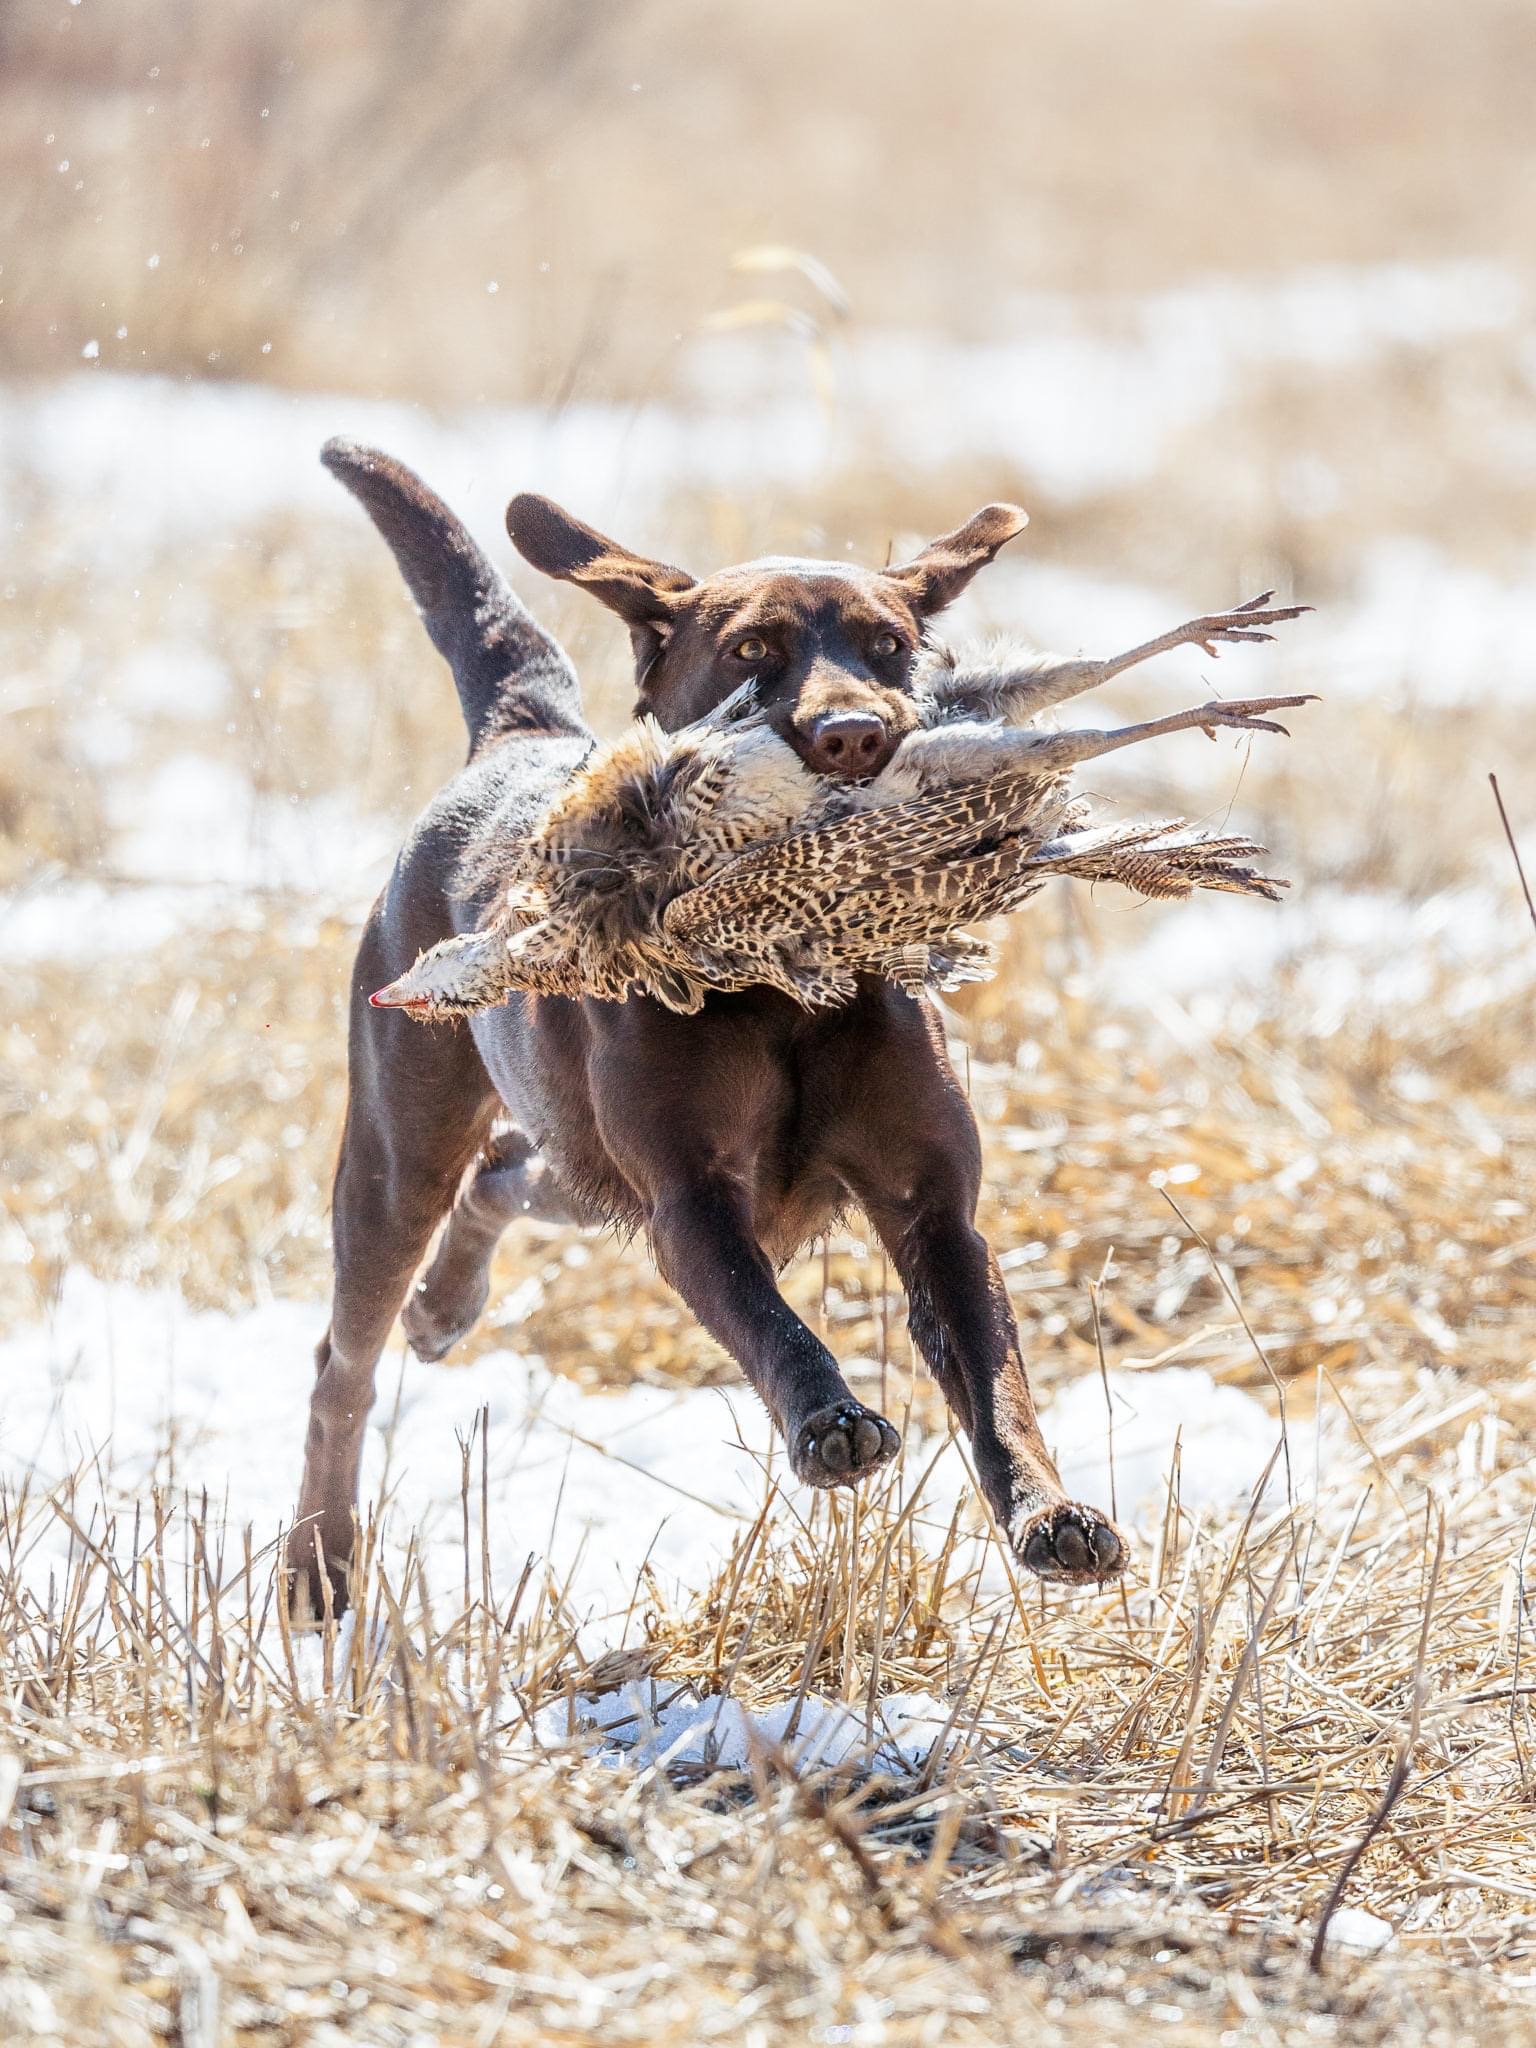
805 710 891 778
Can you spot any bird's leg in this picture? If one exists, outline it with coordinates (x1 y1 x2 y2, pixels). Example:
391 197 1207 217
978 593 1311 723
1095 592 1312 684
1024 693 1317 770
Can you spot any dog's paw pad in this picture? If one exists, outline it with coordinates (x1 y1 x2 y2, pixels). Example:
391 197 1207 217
793 1402 900 1488
1012 1502 1127 1585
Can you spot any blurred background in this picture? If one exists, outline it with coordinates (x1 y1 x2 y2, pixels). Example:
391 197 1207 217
2 0 1532 1406
8 12 1536 2023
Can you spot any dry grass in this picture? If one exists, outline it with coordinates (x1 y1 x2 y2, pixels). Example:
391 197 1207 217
6 1377 1536 2044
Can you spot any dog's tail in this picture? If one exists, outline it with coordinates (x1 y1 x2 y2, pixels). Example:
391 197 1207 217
321 438 587 752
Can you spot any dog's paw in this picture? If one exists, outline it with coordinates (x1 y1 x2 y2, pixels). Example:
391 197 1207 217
791 1401 900 1488
284 1544 352 1628
402 1275 488 1364
1011 1501 1127 1585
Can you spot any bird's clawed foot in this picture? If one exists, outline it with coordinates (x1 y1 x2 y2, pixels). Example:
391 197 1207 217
1190 692 1318 740
1176 592 1313 658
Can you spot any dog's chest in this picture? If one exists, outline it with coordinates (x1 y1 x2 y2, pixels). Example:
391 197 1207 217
519 987 857 1247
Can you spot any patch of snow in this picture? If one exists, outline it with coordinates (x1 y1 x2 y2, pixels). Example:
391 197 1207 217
972 539 1536 712
112 642 232 719
1107 883 1533 1016
1 260 1524 570
3 749 399 966
1305 538 1536 707
99 751 397 897
532 1680 956 1772
688 260 1526 499
1323 1907 1395 1955
0 1276 1307 1630
0 879 230 963
0 1270 776 1623
0 373 815 576
1046 1367 1290 1516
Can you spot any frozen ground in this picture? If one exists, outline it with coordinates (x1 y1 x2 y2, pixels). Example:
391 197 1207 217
7 260 1535 988
3 257 1523 546
530 1678 963 1773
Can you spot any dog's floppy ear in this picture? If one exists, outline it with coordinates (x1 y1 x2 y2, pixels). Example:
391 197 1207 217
883 503 1028 618
507 494 695 629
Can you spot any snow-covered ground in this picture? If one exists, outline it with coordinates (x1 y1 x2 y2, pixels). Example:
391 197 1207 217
531 1679 963 1773
3 258 1523 551
7 262 1535 980
8 255 1535 976
0 1270 1291 1628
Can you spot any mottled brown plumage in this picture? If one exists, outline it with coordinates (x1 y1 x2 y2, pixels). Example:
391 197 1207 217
372 653 1311 1021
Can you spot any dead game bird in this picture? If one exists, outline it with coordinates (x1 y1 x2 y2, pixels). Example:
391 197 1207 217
372 599 1315 1021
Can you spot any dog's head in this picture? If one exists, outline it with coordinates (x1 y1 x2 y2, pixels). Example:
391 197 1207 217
506 495 1027 779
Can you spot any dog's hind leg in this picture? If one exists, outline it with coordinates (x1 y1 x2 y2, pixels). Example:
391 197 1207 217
290 924 498 1618
402 1130 584 1362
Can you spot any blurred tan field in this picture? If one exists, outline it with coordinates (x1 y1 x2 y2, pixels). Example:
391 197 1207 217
9 0 1536 402
3 3 1536 2043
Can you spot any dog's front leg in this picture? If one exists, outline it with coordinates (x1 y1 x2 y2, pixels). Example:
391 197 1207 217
587 1002 898 1488
873 1198 1125 1583
646 1173 900 1487
832 996 1126 1585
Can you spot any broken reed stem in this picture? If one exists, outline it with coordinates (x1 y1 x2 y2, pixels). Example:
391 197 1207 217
1089 1252 1119 1526
1160 1188 1295 1521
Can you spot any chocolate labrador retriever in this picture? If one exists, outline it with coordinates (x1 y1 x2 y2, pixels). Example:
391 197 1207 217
291 440 1301 1614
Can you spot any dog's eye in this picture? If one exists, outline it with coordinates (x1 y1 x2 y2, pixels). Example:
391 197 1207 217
873 632 903 658
733 637 769 663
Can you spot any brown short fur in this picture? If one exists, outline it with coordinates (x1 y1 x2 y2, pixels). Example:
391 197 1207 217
288 442 1126 1617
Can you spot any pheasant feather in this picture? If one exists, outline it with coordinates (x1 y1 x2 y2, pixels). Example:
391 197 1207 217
372 612 1314 1022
